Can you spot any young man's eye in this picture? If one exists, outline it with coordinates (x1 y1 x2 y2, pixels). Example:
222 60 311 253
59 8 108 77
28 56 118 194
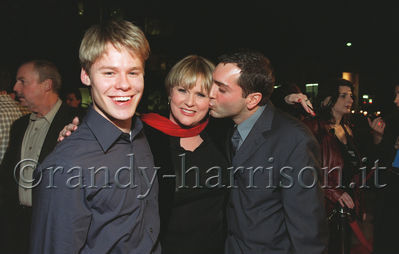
218 88 226 93
104 72 114 76
129 72 138 76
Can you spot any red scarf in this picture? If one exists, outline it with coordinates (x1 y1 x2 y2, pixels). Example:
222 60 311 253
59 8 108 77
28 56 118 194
140 113 209 138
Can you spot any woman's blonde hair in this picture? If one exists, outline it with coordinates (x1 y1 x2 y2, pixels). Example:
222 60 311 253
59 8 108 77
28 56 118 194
165 55 215 96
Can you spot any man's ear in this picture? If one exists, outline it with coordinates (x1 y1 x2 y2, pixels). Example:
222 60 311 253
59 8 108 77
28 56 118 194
80 68 91 86
246 92 262 110
43 79 53 91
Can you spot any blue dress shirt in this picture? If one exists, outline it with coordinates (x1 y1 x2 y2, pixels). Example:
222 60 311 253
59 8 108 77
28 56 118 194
30 107 160 254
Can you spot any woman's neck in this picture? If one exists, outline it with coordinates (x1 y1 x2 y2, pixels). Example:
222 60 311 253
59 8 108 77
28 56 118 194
331 110 343 126
168 113 205 151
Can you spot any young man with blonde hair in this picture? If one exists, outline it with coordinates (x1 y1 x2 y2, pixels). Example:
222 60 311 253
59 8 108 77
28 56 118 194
30 20 160 254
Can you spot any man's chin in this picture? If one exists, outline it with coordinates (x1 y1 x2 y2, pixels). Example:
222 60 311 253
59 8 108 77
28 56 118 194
209 109 222 119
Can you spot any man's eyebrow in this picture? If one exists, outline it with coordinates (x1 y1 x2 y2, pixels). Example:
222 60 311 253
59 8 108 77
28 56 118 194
98 66 143 72
213 80 228 88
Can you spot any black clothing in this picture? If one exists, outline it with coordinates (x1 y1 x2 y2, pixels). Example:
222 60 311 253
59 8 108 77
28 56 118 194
144 123 229 254
0 103 81 253
329 132 362 254
373 110 399 254
30 108 160 254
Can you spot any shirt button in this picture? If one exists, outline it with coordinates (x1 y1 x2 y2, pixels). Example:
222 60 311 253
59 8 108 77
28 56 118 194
29 147 32 150
34 128 38 131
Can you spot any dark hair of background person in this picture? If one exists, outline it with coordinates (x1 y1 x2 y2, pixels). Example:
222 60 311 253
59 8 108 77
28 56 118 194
65 87 82 101
217 49 275 106
316 78 354 124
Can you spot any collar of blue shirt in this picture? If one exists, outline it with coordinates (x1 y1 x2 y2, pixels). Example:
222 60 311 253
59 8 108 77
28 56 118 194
84 106 143 152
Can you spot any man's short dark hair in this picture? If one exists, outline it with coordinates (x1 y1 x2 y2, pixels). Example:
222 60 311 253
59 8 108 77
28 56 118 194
217 50 275 106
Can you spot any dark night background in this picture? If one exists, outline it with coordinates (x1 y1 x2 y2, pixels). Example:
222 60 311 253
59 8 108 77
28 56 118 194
1 0 398 114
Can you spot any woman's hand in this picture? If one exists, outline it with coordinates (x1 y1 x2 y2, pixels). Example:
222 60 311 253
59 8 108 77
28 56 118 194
58 117 80 142
338 192 355 209
284 93 316 116
367 117 385 144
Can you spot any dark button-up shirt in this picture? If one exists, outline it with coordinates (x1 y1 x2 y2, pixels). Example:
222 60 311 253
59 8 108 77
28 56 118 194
30 107 160 254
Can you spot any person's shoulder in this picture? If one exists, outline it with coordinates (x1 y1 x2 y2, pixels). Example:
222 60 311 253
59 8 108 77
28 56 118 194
10 113 30 128
273 109 305 131
52 122 95 155
272 109 317 142
142 122 168 139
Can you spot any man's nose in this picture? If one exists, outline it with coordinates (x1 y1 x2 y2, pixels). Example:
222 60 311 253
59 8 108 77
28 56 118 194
13 82 21 93
209 84 216 99
115 75 130 90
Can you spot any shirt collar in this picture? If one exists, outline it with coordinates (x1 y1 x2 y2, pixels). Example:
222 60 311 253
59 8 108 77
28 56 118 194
236 105 266 142
30 99 62 123
84 106 143 152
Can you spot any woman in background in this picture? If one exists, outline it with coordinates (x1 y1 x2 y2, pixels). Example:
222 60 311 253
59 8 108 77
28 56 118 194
299 78 367 254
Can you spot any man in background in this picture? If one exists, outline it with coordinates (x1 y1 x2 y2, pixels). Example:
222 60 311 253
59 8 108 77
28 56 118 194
0 68 30 164
0 59 78 253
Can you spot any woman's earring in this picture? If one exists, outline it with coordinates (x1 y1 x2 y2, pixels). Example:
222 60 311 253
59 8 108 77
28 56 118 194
168 97 171 105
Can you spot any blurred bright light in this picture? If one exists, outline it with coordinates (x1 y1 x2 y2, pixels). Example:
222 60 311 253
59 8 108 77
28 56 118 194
305 83 318 87
351 110 355 114
362 95 369 99
346 42 352 47
363 111 368 116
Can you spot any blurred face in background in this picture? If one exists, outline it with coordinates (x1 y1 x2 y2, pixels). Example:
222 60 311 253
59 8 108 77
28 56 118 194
66 92 81 108
394 85 399 108
332 85 354 118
